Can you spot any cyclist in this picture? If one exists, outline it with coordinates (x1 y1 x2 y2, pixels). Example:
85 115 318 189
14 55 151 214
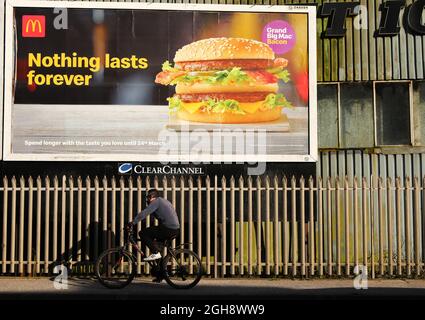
127 189 180 262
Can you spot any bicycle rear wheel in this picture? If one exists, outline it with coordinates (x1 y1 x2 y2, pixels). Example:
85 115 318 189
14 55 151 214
95 248 136 289
162 249 202 289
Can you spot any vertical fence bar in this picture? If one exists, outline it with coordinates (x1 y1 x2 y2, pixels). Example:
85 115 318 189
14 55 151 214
27 177 34 275
344 177 350 276
44 177 50 274
189 177 194 273
292 176 297 276
128 177 133 257
36 177 42 274
61 176 66 263
197 177 202 269
318 177 323 276
52 176 59 265
248 176 253 276
180 176 185 271
102 177 108 253
300 177 306 276
378 177 384 276
94 177 100 259
19 177 25 274
387 177 394 276
2 177 8 274
77 177 82 264
257 177 262 276
137 176 142 274
119 177 125 273
230 176 235 275
163 177 168 258
239 176 245 276
353 177 359 272
413 177 420 276
206 176 211 276
222 176 227 276
69 177 74 267
214 175 218 278
309 176 315 276
327 177 332 275
283 177 288 276
265 176 271 276
405 177 412 276
396 177 402 276
362 178 368 276
85 177 91 262
111 177 117 252
274 176 279 276
10 177 16 274
336 177 341 276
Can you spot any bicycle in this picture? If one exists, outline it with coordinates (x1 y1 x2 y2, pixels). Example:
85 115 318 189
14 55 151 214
95 226 202 289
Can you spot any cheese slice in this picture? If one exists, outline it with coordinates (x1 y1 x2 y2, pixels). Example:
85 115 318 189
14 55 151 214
182 102 205 114
181 101 265 114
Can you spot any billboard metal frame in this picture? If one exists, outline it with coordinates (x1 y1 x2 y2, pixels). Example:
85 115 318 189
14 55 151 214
3 0 317 162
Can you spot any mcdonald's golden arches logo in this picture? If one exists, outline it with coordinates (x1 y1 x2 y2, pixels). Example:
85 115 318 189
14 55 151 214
22 15 45 38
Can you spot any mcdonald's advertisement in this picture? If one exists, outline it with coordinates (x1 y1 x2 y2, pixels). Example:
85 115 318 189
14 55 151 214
4 1 317 162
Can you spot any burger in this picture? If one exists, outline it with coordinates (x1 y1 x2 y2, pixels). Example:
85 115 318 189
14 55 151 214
155 37 291 124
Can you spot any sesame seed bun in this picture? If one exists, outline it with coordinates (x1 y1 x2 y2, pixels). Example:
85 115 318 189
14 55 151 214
174 37 275 62
176 106 283 124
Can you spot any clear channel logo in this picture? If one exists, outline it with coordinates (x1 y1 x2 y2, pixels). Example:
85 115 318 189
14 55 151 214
118 163 133 174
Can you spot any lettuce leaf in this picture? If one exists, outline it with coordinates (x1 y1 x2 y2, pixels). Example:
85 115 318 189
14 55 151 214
267 67 291 83
263 93 293 110
168 93 292 114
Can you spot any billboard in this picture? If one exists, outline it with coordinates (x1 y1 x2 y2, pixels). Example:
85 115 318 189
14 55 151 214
4 0 317 162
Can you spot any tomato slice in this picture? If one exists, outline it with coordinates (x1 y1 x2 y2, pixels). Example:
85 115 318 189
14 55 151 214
245 71 278 84
155 70 186 85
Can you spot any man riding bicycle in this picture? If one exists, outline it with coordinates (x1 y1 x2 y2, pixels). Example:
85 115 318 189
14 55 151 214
127 189 180 263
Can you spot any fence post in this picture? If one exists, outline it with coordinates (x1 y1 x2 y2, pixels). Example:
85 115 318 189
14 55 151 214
19 176 25 275
27 177 34 275
378 177 384 276
318 177 323 276
300 176 306 276
94 177 100 260
221 176 227 277
85 177 91 263
353 177 359 273
326 177 332 276
362 177 368 277
2 177 8 274
257 176 262 276
396 177 402 276
77 177 82 265
291 176 297 276
405 177 412 277
413 177 420 276
197 176 202 269
61 176 66 263
36 177 42 274
102 176 108 253
206 176 211 276
247 176 253 276
214 175 218 278
44 176 50 274
68 176 74 269
239 176 245 276
308 176 315 277
136 176 143 274
274 175 279 276
265 176 271 276
283 176 288 276
230 176 235 276
344 176 350 276
335 177 341 276
189 176 194 274
387 177 394 276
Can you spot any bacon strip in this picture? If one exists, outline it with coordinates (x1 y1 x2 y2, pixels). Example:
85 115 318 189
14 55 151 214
155 70 186 85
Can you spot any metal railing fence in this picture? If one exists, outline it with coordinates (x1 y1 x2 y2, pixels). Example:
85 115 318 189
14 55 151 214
1 175 424 278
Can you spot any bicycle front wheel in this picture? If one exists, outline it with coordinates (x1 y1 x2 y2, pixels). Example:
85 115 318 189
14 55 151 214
95 248 136 289
163 249 202 289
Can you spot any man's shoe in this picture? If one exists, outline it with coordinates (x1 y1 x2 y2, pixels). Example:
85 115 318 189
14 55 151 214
143 252 162 261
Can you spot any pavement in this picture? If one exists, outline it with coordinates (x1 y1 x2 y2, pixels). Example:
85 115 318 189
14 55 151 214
1 277 425 300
